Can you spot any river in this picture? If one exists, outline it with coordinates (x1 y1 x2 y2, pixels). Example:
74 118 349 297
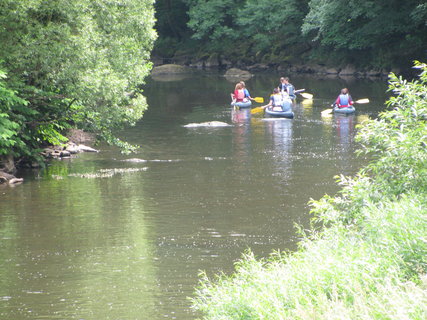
0 71 388 319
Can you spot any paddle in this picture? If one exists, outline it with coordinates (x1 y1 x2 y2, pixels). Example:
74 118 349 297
299 92 313 99
245 97 265 113
251 105 267 114
320 106 334 116
284 88 313 99
290 88 313 99
354 98 369 104
321 98 370 115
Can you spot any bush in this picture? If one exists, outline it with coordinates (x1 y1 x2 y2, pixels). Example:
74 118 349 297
191 62 427 319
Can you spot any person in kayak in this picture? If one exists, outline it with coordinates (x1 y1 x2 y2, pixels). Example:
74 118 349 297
278 77 296 100
231 82 247 103
240 81 255 101
261 88 292 111
335 88 354 108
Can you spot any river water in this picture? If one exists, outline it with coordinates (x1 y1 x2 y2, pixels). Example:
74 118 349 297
0 72 388 319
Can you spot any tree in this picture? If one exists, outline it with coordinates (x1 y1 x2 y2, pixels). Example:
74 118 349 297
302 0 427 67
183 0 309 60
237 0 308 53
0 0 157 161
185 0 244 51
0 68 36 169
155 0 190 40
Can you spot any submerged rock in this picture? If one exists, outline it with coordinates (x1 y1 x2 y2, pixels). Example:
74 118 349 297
76 144 99 153
68 167 148 179
183 121 232 128
122 158 148 163
151 64 193 75
0 171 23 184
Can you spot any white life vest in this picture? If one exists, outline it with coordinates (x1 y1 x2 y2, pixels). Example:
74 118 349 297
271 94 283 107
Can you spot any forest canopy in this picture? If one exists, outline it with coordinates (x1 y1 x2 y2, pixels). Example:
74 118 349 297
154 0 427 69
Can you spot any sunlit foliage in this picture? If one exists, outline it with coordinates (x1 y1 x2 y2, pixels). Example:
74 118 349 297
0 0 156 162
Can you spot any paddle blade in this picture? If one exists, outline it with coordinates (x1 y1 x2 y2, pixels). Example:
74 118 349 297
355 98 370 104
300 92 313 99
254 97 264 103
251 106 265 114
321 108 333 115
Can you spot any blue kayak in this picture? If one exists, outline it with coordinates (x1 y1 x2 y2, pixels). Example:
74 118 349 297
231 100 252 108
265 107 294 119
333 105 356 114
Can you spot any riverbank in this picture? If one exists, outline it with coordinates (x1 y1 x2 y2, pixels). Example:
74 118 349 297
0 129 98 184
152 55 395 79
191 64 427 318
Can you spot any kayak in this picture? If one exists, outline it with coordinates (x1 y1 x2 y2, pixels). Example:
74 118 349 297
333 105 356 114
265 107 294 119
231 100 252 108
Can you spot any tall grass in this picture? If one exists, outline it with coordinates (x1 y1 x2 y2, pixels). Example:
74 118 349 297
191 61 427 319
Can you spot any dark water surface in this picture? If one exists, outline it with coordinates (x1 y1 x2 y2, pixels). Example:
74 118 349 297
0 72 388 319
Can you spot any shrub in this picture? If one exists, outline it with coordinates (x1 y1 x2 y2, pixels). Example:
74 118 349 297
191 62 427 319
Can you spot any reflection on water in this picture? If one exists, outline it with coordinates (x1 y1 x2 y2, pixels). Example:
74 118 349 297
231 108 252 167
300 99 314 116
263 119 293 175
150 73 193 82
0 73 387 320
231 107 251 124
336 114 354 150
264 119 293 149
0 171 159 319
335 114 356 173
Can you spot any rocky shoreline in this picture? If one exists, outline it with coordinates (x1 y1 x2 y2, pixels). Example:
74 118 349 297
0 129 98 185
0 171 24 185
152 55 396 78
41 142 98 160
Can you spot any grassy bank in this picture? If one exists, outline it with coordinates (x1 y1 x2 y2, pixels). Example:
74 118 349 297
191 62 427 319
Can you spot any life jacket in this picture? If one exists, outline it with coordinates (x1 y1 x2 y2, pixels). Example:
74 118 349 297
271 94 283 107
286 84 295 97
339 94 349 106
235 89 245 101
282 98 292 112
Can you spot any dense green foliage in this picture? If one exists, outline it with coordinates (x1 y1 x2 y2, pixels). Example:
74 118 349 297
191 62 427 319
0 69 38 161
0 0 156 165
154 0 427 69
153 0 192 58
303 0 427 67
